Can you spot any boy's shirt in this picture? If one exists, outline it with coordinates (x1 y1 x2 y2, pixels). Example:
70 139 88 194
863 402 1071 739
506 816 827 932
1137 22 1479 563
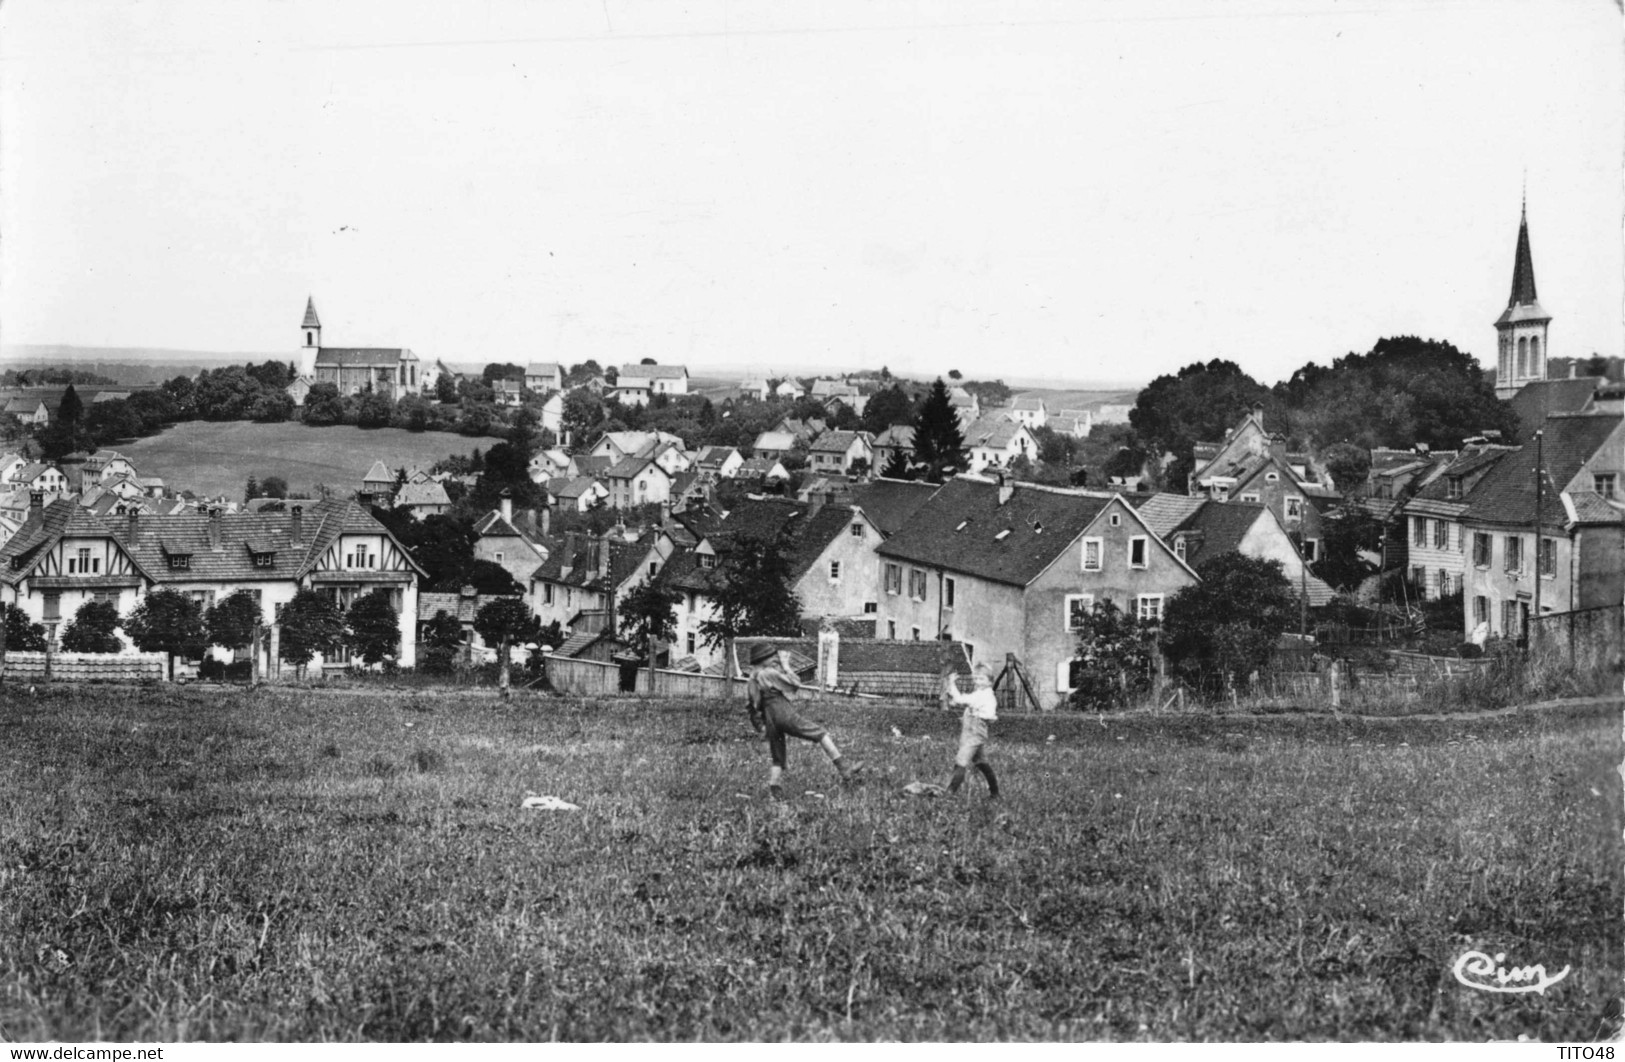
949 681 999 722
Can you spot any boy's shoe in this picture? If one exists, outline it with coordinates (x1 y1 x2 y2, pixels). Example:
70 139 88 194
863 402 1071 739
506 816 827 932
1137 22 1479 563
839 761 866 783
769 784 786 802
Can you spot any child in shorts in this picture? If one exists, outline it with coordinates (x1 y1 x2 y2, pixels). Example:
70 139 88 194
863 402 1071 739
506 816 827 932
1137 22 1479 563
745 642 863 799
944 663 999 798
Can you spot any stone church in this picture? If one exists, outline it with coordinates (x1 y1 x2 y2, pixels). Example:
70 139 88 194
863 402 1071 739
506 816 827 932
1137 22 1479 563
297 297 423 399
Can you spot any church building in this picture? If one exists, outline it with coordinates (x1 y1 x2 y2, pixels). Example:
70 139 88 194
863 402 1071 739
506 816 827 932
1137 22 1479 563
298 297 424 399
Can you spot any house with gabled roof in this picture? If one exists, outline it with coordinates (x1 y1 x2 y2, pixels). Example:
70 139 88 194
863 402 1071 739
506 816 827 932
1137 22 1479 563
962 414 1037 473
13 463 69 495
752 431 798 460
693 446 744 479
617 364 689 395
1187 404 1336 552
1396 446 1515 601
870 425 914 474
360 460 396 506
949 387 980 430
808 430 873 475
492 379 524 407
773 416 826 446
735 456 790 485
529 448 573 483
0 453 29 485
603 457 673 509
474 493 550 590
1149 497 1334 606
663 496 886 672
846 478 942 537
1459 412 1624 639
590 430 686 465
395 479 452 520
417 584 524 664
1007 396 1048 429
527 526 670 637
2 397 49 425
875 476 1198 707
0 495 424 668
524 362 565 393
545 475 609 512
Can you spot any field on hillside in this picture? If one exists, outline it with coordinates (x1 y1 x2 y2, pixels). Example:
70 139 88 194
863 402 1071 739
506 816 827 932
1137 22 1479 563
1008 388 1138 413
0 687 1618 1042
116 422 486 499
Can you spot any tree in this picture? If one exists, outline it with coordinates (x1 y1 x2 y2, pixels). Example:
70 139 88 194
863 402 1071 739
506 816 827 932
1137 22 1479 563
3 603 47 652
948 369 962 380
562 389 604 446
1068 600 1157 711
860 384 914 435
259 475 289 500
124 589 207 680
1312 505 1386 592
277 590 345 676
880 447 914 480
474 597 539 694
419 610 464 674
640 357 658 365
356 391 394 429
244 475 261 502
344 589 402 666
60 600 122 654
618 579 681 662
1130 360 1278 473
435 373 459 404
302 383 349 427
697 528 803 675
206 591 262 655
1320 443 1372 495
1160 554 1295 695
482 362 526 385
910 378 968 484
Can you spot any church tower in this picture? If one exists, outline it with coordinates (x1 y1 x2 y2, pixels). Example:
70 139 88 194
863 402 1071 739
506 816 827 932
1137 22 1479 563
1494 199 1550 399
298 296 322 377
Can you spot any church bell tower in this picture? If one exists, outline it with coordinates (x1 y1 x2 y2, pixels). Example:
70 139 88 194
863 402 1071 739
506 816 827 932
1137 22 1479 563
299 296 322 378
1494 198 1551 399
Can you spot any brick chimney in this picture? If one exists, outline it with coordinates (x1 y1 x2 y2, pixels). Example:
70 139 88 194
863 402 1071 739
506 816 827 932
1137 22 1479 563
29 491 43 515
127 509 139 546
560 531 578 581
290 505 304 545
500 488 513 526
208 507 223 550
540 507 551 537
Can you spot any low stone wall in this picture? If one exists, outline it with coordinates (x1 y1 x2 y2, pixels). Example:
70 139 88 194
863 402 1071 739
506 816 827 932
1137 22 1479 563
2 651 167 682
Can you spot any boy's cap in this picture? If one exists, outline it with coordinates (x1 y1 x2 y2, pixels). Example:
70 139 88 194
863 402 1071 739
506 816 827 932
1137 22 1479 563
748 643 778 664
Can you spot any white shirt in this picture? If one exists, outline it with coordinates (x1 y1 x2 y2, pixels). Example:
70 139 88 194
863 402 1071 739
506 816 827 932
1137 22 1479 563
949 682 999 721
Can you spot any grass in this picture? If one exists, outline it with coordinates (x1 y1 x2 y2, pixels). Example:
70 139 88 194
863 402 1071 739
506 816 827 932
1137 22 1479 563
0 685 1618 1042
114 421 486 499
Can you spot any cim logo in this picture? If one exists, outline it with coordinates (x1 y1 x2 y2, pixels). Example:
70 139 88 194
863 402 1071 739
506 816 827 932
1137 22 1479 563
1452 949 1571 995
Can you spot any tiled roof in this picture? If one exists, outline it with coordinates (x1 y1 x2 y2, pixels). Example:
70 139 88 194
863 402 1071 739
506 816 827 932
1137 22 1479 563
550 476 602 500
1565 491 1624 525
314 348 411 367
620 364 688 379
695 446 739 467
703 497 860 586
846 478 941 536
15 463 62 483
872 425 914 448
876 477 1113 587
1011 397 1046 411
1408 447 1513 504
1171 501 1267 569
362 460 393 484
418 590 519 623
573 455 613 476
1134 493 1206 537
752 431 797 452
963 414 1025 450
605 457 667 481
473 510 525 538
809 430 868 454
737 457 787 478
395 481 450 507
1461 414 1622 530
525 362 564 377
837 638 973 677
1509 377 1604 431
531 533 649 591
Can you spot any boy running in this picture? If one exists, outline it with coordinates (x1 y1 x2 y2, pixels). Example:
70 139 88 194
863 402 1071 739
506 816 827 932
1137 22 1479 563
745 642 863 799
944 664 1000 798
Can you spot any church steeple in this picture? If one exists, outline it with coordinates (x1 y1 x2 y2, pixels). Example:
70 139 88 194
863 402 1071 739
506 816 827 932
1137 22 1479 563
1493 197 1551 399
298 296 322 377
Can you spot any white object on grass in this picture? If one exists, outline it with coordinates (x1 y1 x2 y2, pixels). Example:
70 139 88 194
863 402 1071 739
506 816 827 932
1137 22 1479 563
903 781 945 797
890 726 903 738
521 795 580 811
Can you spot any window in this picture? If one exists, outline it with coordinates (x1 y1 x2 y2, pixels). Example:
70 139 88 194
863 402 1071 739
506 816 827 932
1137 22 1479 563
1538 537 1556 577
1595 474 1617 500
1473 532 1491 568
1057 657 1085 693
1128 537 1148 569
1504 535 1523 573
944 577 956 608
884 563 902 595
168 554 190 571
1446 477 1464 501
91 591 117 607
1240 493 1260 503
1285 496 1303 520
543 584 554 605
1081 537 1103 571
829 560 841 581
1473 595 1489 628
1136 594 1164 623
685 591 695 613
864 602 877 614
76 548 90 574
1213 487 1229 503
1434 521 1448 550
911 626 921 641
43 593 60 621
850 522 864 537
887 620 896 639
907 569 928 600
1437 570 1450 597
699 554 717 570
648 562 658 578
1065 594 1095 630
495 552 505 565
1502 599 1520 636
686 632 696 655
565 588 573 609
1265 472 1280 483
1109 513 1121 527
1302 539 1319 563
1413 517 1427 547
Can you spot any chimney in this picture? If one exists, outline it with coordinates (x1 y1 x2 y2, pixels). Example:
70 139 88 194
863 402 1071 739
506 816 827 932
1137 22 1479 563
500 488 513 526
127 509 139 546
29 491 43 514
541 507 551 537
208 507 223 550
560 531 578 581
290 505 304 545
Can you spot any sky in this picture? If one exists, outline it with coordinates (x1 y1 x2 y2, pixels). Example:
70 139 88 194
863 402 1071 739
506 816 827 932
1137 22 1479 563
1 0 1621 387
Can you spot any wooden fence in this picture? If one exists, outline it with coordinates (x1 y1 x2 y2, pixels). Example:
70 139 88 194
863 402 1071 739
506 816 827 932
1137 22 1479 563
2 651 167 682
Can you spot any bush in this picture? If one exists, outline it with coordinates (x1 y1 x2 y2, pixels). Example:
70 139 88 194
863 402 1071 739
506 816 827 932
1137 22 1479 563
419 646 458 675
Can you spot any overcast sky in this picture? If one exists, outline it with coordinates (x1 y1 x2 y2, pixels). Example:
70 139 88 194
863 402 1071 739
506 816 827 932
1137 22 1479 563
2 0 1620 386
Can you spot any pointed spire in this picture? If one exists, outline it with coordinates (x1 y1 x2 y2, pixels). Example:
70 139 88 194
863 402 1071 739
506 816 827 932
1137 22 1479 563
301 296 321 329
1506 205 1538 309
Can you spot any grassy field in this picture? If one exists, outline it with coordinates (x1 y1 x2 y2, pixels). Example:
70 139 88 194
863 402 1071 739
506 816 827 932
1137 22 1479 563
115 422 485 500
0 686 1618 1042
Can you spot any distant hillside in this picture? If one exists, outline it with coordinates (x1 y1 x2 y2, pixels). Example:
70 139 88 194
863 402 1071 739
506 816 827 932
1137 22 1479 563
1 345 284 386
